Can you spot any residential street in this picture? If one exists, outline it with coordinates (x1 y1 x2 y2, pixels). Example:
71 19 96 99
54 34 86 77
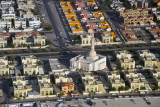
42 0 68 49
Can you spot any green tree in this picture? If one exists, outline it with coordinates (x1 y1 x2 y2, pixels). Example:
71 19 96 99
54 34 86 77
37 60 43 66
60 92 64 96
118 86 125 91
46 39 52 46
155 86 159 90
140 86 146 90
111 87 116 91
8 42 15 48
79 68 84 72
25 73 28 76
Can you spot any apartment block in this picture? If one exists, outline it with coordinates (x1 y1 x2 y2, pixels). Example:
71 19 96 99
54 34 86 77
12 35 27 47
23 64 39 75
120 9 156 27
129 77 144 90
0 56 9 75
123 15 155 27
37 75 53 96
19 10 34 18
28 17 41 28
12 76 32 98
123 70 138 80
81 72 106 95
33 34 46 46
115 50 135 70
54 72 73 84
14 18 27 29
107 71 125 90
0 0 15 19
137 50 159 68
80 32 115 46
0 19 12 29
120 9 149 17
0 36 7 48
18 0 35 11
21 55 40 75
150 70 160 87
123 71 145 90
21 55 37 65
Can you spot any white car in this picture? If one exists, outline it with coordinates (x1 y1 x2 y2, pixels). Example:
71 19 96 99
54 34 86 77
57 99 63 102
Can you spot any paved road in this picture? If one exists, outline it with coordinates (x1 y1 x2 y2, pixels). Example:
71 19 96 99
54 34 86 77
1 90 160 104
1 42 160 57
42 0 68 49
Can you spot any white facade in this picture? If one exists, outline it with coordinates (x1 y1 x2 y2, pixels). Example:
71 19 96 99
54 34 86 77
28 17 41 28
70 36 107 71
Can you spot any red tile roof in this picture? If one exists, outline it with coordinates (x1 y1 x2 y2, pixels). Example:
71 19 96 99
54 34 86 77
2 33 10 37
31 32 40 35
121 30 135 36
85 22 96 26
156 37 160 40
15 32 24 35
61 82 74 87
81 15 91 18
127 38 139 41
87 26 97 30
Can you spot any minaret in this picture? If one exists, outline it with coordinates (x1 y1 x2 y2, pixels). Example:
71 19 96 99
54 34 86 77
88 34 97 57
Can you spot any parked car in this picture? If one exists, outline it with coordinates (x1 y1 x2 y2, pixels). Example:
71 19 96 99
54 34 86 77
102 101 108 105
85 100 93 106
146 101 151 105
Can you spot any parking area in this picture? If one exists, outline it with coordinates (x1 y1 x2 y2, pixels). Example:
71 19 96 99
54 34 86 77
39 97 160 107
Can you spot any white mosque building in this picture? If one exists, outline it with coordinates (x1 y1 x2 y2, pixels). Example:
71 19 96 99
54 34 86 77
70 36 107 71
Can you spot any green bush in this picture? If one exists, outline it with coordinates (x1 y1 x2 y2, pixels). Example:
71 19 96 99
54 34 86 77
46 39 52 46
118 86 125 91
111 87 116 91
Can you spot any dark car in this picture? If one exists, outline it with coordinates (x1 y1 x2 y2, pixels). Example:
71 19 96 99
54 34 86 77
85 100 93 106
146 102 151 105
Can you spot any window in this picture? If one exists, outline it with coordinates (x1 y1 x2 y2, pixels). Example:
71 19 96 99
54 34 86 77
87 88 89 91
95 87 97 91
50 90 52 94
42 91 44 95
15 93 18 97
24 92 26 96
